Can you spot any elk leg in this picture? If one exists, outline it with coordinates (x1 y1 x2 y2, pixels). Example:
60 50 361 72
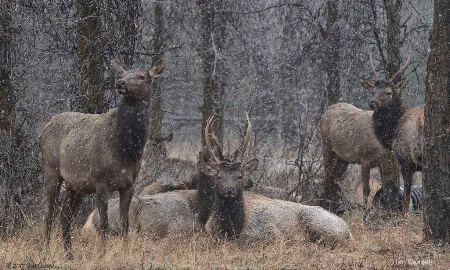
60 189 82 260
361 163 371 208
96 184 109 241
399 158 415 216
119 186 134 238
322 151 337 209
323 152 348 213
44 170 63 246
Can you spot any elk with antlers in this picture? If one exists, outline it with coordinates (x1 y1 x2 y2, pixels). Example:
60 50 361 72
202 114 259 238
360 52 424 216
83 114 353 244
319 102 387 213
40 59 165 259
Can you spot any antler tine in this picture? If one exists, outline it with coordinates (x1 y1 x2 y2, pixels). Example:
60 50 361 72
204 115 220 164
389 54 411 83
209 124 224 160
369 51 379 80
236 112 252 163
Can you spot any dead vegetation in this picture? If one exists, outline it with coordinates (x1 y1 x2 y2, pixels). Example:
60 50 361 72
0 211 448 269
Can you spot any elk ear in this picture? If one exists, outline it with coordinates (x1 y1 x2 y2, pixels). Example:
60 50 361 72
393 78 407 94
360 77 375 90
149 59 165 77
112 59 127 75
241 159 258 176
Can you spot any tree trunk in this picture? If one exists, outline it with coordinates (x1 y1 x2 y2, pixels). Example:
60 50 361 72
150 0 165 141
0 0 19 237
0 0 14 133
77 0 105 114
423 0 450 243
323 0 341 108
198 0 223 146
211 0 228 142
120 0 140 67
384 0 402 83
378 150 400 210
378 0 402 211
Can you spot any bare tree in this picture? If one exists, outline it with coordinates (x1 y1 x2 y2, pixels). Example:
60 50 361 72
323 0 341 108
76 0 105 113
198 0 224 146
0 0 14 133
150 0 165 141
423 0 450 243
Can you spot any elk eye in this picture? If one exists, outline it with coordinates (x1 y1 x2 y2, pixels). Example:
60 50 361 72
386 92 392 96
138 75 145 80
238 175 243 179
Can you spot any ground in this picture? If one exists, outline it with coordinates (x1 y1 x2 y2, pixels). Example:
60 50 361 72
0 211 448 270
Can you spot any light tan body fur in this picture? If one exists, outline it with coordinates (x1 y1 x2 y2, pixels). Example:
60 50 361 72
41 110 141 194
320 103 387 211
83 191 352 245
392 106 424 168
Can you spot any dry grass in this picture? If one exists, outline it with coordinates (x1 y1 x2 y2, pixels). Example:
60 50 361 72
0 212 448 270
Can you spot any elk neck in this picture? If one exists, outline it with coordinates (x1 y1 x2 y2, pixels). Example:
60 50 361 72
211 192 245 239
116 97 151 160
372 98 405 150
196 172 216 225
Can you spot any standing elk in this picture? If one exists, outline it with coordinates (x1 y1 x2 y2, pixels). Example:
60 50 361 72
360 53 424 216
40 59 165 259
83 114 353 245
319 103 387 213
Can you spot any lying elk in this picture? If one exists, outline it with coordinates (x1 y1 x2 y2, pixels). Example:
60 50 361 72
83 114 352 245
360 53 424 216
319 103 387 213
40 59 165 259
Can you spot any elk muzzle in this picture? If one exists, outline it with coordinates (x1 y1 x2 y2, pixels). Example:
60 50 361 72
369 100 378 110
224 186 236 198
115 79 127 94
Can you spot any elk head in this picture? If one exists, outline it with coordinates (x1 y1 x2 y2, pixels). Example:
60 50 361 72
112 59 165 101
203 114 258 200
147 132 173 158
360 52 410 110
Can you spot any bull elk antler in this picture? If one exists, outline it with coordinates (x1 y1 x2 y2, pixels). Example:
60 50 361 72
205 113 252 164
233 112 252 164
369 52 410 83
388 55 411 83
205 115 221 164
369 51 379 81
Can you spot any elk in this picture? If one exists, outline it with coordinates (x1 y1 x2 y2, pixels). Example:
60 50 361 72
319 103 387 213
360 53 424 216
202 114 259 238
83 115 353 245
40 59 165 259
200 116 352 243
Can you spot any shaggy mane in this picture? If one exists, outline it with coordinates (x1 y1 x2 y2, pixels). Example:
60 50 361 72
211 194 245 239
116 98 151 159
372 98 405 150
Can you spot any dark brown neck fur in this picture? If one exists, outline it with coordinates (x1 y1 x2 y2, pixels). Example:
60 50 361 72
116 97 151 159
372 98 405 150
210 192 245 239
196 172 216 225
